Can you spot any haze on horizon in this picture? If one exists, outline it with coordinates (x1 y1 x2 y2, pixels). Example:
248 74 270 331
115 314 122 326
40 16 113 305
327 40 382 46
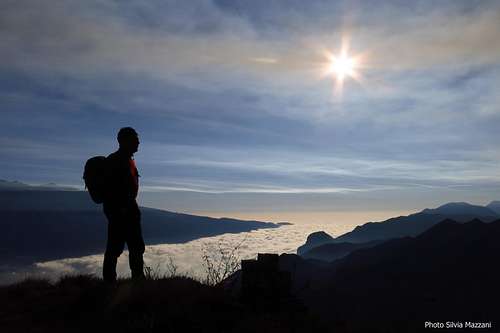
1 0 500 217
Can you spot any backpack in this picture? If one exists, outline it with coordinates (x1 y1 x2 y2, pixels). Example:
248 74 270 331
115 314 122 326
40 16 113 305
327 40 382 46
83 156 107 204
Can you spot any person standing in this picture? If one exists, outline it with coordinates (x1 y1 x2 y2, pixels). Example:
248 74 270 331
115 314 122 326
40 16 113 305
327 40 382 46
102 127 145 282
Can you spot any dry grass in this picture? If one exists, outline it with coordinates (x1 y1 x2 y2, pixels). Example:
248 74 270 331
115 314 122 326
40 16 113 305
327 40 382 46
0 274 325 333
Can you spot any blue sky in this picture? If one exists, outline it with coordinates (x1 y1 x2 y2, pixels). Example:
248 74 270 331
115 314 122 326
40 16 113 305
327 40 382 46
1 0 500 214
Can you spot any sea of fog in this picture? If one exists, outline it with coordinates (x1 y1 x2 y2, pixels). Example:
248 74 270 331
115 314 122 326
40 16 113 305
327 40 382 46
1 210 410 285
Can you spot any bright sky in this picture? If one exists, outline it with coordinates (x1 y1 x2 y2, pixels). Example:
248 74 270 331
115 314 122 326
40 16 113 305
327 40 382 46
1 0 500 214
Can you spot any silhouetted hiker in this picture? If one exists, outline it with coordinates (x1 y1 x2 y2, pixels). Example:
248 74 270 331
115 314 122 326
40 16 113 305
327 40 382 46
102 127 145 282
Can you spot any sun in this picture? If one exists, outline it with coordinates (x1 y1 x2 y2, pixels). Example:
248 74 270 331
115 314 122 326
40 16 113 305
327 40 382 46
325 49 361 85
329 53 357 81
320 38 365 97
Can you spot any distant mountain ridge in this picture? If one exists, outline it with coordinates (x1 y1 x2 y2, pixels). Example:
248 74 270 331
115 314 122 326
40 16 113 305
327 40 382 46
0 190 98 211
0 179 79 191
421 201 497 217
297 201 499 260
336 201 499 243
0 190 279 267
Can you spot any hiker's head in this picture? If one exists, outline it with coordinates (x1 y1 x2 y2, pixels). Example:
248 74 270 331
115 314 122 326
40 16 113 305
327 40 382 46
117 127 139 155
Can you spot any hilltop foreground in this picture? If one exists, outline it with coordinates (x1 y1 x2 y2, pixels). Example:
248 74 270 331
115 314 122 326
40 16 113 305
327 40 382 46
0 275 326 333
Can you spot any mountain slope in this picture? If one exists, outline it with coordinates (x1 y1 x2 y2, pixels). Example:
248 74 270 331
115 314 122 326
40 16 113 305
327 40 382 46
296 201 499 264
0 191 278 266
324 201 498 244
223 219 500 327
302 218 500 321
301 240 382 262
421 201 498 216
486 201 500 215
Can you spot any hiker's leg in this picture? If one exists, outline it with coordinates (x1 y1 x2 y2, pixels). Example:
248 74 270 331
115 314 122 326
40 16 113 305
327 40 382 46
103 254 119 283
126 205 145 279
103 209 125 282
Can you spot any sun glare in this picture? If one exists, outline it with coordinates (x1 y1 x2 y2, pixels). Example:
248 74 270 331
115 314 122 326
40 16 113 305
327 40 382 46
320 37 365 97
329 53 356 81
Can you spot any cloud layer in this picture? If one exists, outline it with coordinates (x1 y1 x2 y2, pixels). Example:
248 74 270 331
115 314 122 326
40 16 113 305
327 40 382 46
0 220 359 285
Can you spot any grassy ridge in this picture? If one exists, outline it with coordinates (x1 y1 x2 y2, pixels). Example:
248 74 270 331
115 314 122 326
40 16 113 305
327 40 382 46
0 275 325 333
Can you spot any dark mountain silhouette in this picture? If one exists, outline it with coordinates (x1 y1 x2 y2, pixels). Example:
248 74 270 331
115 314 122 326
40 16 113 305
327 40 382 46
303 218 500 322
296 201 499 260
0 190 279 267
301 240 382 262
222 218 500 329
336 202 498 243
486 200 500 215
421 201 498 216
0 190 98 211
296 231 334 255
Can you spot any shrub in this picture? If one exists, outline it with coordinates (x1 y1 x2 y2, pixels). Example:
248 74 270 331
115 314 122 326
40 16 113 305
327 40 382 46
201 235 247 286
